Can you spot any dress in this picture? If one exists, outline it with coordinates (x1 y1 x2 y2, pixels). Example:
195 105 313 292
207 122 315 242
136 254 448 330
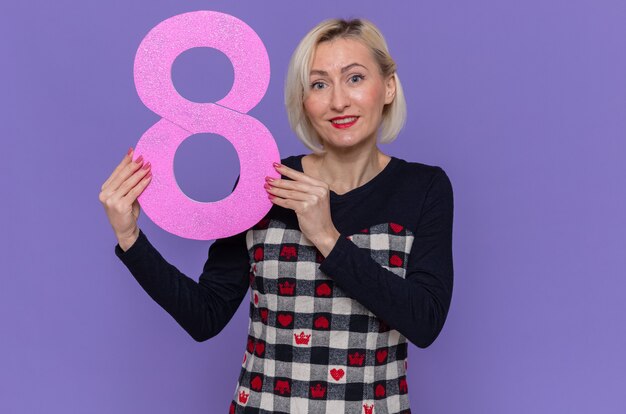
115 154 454 414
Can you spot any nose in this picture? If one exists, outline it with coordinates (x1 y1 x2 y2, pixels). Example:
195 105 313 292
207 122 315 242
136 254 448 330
330 84 350 112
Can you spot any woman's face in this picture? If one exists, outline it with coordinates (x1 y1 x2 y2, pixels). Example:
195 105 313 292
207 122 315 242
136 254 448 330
303 37 396 152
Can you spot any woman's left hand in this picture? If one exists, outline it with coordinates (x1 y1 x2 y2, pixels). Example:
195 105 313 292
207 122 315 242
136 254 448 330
265 162 341 257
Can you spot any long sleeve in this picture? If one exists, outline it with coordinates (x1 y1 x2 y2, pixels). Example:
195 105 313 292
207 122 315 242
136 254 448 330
318 168 454 348
114 222 251 342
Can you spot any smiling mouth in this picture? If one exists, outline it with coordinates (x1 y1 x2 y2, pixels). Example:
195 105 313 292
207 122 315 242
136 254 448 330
330 116 358 128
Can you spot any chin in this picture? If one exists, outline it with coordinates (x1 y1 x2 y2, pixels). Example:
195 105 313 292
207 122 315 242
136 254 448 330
323 138 371 152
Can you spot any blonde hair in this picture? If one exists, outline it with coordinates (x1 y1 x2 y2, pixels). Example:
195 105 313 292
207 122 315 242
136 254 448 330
285 18 407 153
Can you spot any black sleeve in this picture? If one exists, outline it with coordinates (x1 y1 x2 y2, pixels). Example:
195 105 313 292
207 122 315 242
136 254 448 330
319 168 454 348
114 181 251 342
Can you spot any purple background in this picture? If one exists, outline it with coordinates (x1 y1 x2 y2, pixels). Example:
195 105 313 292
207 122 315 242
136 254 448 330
2 0 625 412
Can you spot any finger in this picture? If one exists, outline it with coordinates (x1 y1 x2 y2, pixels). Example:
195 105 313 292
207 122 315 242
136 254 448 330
266 184 312 202
268 194 298 212
101 148 134 190
123 171 153 203
103 154 146 198
116 163 152 201
267 177 326 194
104 162 151 207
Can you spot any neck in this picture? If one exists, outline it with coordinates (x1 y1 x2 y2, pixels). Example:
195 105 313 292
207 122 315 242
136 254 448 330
307 147 391 196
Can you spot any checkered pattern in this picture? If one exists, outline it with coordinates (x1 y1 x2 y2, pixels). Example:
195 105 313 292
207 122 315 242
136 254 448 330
229 218 415 414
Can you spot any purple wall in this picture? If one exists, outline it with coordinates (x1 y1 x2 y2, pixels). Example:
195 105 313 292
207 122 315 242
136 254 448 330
2 0 625 412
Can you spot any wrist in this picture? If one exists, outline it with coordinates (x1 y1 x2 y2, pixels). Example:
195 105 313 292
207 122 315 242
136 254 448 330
117 228 140 252
314 229 341 258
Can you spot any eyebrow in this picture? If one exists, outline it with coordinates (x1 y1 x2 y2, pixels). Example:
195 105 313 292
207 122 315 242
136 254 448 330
310 63 367 77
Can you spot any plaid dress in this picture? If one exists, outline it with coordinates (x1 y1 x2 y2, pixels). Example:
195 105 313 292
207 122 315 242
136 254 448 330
229 219 414 414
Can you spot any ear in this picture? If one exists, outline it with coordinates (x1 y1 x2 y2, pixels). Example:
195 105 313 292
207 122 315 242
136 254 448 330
384 73 397 105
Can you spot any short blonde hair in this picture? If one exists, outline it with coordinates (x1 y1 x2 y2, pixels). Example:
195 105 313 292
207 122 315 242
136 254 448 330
285 18 407 153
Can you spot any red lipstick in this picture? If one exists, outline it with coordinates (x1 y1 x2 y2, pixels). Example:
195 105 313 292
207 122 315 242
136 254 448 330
330 116 358 129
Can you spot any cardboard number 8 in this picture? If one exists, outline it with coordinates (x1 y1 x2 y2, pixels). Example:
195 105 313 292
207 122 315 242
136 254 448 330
132 11 280 240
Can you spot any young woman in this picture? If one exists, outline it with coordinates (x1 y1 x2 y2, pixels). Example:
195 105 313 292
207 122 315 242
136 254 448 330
100 18 454 414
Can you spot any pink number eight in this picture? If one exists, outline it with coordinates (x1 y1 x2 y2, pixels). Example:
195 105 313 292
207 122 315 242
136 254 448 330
133 11 280 240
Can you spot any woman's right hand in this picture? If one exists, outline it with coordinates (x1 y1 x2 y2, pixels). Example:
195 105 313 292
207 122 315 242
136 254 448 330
99 148 152 251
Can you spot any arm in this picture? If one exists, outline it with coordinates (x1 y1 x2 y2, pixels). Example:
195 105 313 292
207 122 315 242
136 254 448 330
319 168 454 348
114 179 251 342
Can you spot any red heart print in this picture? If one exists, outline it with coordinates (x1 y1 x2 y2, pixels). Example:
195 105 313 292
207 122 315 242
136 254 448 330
389 222 403 233
255 341 265 356
316 283 331 296
375 384 386 397
330 368 345 381
251 375 263 391
254 247 264 261
314 316 329 329
278 314 293 327
389 254 403 267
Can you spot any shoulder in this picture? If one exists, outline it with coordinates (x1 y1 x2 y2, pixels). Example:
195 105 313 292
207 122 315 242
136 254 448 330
392 157 452 191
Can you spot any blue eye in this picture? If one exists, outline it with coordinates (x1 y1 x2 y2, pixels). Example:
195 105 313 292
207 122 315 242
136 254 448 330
349 74 365 83
311 81 326 90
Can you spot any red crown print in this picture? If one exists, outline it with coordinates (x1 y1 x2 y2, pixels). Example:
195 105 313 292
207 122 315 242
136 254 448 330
238 390 249 403
348 352 365 366
278 281 295 295
251 375 263 391
294 331 311 345
363 403 374 414
250 375 263 391
310 383 327 398
280 245 297 260
274 379 291 395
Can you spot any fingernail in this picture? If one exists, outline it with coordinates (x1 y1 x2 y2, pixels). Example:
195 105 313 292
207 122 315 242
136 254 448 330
273 162 282 169
142 161 151 170
265 176 275 182
135 155 143 164
127 147 133 156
